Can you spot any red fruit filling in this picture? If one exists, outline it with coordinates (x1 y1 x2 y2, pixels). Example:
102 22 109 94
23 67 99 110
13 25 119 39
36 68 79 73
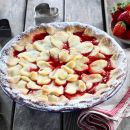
22 32 115 99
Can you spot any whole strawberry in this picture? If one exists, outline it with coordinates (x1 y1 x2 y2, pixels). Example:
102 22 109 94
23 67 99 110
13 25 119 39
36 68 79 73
118 10 130 25
113 21 126 36
125 30 130 39
125 3 130 11
111 3 125 22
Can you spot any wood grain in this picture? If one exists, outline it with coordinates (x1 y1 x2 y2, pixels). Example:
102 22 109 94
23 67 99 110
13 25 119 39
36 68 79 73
13 105 61 130
25 0 63 29
0 0 26 130
0 0 26 36
13 0 63 130
63 0 103 130
65 0 103 29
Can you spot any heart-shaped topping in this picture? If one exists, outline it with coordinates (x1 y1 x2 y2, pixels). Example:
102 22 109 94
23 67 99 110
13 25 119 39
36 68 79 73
6 25 119 106
89 60 108 74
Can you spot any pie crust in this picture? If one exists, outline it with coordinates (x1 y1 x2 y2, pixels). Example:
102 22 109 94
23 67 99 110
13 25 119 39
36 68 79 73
0 22 127 111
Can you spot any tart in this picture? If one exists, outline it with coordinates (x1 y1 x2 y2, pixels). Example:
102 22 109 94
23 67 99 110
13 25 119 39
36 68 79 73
0 22 127 111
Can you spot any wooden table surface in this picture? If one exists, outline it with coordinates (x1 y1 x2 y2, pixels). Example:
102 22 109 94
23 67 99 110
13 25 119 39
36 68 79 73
0 0 130 130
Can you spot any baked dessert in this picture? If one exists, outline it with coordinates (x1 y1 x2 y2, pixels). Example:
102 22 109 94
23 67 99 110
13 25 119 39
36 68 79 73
0 22 127 111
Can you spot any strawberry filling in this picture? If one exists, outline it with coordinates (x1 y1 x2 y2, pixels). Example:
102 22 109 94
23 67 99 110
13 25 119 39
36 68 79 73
74 32 95 42
16 32 115 99
13 48 26 57
32 33 49 42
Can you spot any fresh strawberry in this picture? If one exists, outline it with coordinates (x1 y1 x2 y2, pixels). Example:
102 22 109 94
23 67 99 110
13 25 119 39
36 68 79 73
125 3 130 11
111 10 123 22
125 30 130 39
112 21 126 36
111 3 125 22
118 10 130 25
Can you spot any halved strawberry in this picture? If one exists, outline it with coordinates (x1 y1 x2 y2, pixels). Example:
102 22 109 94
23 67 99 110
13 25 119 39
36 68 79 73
118 10 130 25
112 21 126 36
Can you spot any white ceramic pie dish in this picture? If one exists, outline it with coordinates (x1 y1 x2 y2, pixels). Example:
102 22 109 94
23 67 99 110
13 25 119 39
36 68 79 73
0 22 127 112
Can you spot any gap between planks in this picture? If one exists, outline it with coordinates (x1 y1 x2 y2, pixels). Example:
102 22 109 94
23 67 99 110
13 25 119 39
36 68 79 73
11 0 28 130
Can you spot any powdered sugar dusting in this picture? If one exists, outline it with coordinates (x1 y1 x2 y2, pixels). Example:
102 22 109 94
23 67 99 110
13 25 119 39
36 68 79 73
0 22 127 112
